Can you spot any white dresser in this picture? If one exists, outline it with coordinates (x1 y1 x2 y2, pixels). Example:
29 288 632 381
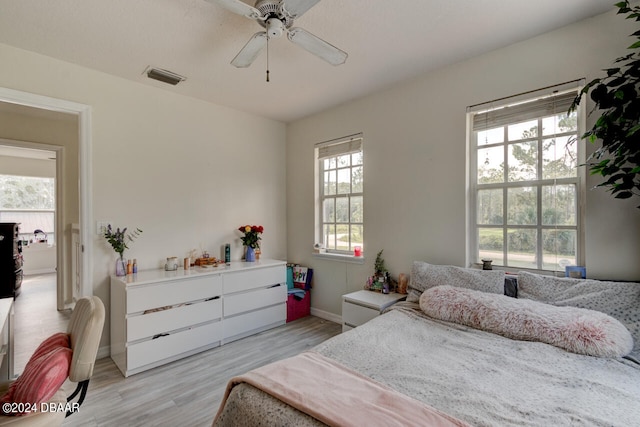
111 259 286 377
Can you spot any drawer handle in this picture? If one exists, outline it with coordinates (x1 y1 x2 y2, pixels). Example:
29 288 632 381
269 284 282 288
205 296 220 301
152 333 169 340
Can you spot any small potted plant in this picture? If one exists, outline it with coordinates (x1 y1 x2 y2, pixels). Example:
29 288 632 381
104 224 142 276
238 225 264 262
365 250 389 292
374 249 387 277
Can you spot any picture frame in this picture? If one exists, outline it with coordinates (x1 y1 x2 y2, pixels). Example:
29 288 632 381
565 266 586 279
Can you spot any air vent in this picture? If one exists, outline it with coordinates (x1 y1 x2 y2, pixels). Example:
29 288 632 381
145 67 186 86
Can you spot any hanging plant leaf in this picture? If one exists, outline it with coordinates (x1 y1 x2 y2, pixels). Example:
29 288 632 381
614 191 633 199
626 124 640 137
606 67 621 76
571 1 640 208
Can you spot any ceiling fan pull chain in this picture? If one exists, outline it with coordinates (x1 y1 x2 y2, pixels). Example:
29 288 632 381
266 35 270 82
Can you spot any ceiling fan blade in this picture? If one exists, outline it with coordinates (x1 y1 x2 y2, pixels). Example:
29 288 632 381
205 0 261 19
287 27 347 66
231 32 268 68
281 0 321 19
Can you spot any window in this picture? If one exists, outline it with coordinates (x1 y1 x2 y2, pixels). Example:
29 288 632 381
467 84 584 272
0 175 55 243
315 134 363 255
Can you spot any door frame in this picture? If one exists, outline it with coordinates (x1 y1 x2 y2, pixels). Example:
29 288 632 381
0 138 64 305
0 87 93 306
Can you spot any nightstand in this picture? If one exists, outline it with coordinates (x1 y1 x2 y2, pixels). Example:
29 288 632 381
342 290 406 332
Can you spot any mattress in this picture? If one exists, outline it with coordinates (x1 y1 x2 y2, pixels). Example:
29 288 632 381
213 303 640 426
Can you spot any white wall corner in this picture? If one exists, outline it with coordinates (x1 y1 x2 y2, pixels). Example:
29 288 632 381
310 307 341 324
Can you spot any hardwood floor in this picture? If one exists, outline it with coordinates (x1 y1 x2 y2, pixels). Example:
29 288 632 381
63 315 341 427
14 273 70 374
12 274 341 426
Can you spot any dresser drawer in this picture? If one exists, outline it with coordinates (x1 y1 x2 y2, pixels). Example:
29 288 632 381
127 275 222 313
127 297 222 342
223 304 285 340
342 301 378 328
223 266 285 293
224 284 285 317
127 320 222 371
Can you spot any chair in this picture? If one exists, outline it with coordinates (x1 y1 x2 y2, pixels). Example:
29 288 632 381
0 296 105 426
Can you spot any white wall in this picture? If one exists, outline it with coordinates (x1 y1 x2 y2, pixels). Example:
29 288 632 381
286 9 640 316
0 42 287 349
2 7 639 344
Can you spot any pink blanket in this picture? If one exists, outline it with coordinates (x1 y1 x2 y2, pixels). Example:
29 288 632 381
213 351 470 427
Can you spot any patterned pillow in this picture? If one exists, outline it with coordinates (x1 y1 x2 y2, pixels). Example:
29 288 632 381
518 271 640 359
0 346 72 416
407 262 505 303
26 333 70 366
420 285 633 358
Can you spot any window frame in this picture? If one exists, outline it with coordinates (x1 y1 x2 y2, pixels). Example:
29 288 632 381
467 84 586 273
315 134 364 257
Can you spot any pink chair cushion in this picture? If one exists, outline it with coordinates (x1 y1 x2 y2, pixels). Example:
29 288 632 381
0 346 72 416
27 333 70 366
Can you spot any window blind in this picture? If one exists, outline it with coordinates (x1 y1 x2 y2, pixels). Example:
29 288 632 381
317 134 363 160
472 91 576 131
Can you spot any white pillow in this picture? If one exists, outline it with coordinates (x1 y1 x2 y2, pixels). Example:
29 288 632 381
420 285 634 358
518 271 640 359
407 262 504 303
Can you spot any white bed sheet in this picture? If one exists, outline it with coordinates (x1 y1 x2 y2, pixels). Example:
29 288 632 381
312 305 640 426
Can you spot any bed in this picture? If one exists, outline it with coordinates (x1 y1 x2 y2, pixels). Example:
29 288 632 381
212 263 640 426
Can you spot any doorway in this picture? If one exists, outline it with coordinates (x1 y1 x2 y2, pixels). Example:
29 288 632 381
0 87 92 301
0 88 92 376
0 119 74 310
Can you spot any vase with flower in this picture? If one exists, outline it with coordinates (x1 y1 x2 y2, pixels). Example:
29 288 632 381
238 225 263 262
104 224 142 276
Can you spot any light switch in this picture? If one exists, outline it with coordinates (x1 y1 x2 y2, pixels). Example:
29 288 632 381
96 221 110 236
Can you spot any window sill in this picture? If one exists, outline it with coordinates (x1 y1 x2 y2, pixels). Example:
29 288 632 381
471 263 567 277
312 252 366 264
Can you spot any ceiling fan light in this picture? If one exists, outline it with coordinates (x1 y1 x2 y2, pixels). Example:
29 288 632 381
145 67 186 85
266 18 284 38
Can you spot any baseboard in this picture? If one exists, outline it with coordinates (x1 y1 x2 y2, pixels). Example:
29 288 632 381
96 345 110 360
310 307 341 325
23 268 56 276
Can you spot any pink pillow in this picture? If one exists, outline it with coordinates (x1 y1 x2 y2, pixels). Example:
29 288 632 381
27 333 70 366
0 346 72 416
420 285 633 358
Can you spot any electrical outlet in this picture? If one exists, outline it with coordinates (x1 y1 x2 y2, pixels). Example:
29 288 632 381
96 221 110 236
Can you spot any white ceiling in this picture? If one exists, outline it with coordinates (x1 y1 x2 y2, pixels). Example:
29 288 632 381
0 0 613 123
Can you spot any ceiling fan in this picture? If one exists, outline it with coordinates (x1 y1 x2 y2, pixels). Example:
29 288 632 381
206 0 348 69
